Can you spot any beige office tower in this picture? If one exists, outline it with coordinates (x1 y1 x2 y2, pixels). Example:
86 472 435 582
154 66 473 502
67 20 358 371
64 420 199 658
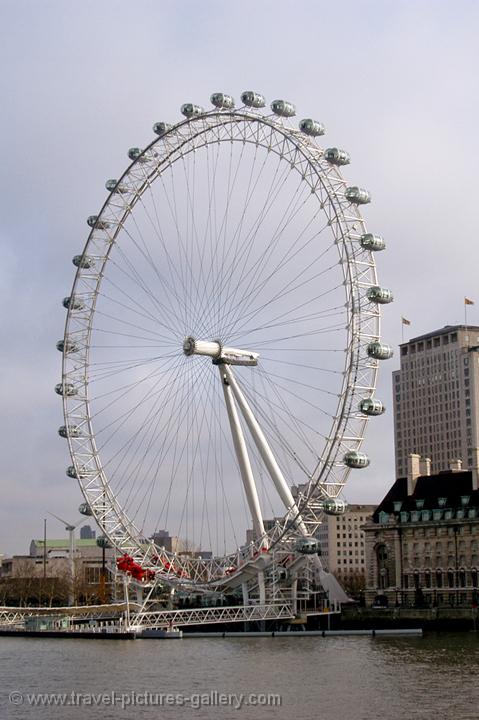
393 325 479 477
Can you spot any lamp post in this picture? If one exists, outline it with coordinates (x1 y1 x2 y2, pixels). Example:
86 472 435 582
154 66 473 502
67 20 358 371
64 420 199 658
96 536 111 603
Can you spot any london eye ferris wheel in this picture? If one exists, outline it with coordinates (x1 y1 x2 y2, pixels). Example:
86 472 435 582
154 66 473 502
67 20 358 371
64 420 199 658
56 90 392 593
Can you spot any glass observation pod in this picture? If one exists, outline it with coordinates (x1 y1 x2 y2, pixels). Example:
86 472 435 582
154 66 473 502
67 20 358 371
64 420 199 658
105 178 129 194
97 536 110 548
210 93 235 109
367 341 394 360
324 147 350 165
56 339 79 354
360 233 385 251
55 382 77 396
241 91 266 108
180 103 204 118
58 424 81 438
322 498 348 515
295 537 321 555
271 100 296 117
359 398 385 416
87 215 110 230
345 186 371 205
127 147 151 163
79 502 93 516
72 255 95 269
343 450 370 469
152 122 171 136
62 295 85 311
366 286 394 304
299 118 325 136
66 465 90 479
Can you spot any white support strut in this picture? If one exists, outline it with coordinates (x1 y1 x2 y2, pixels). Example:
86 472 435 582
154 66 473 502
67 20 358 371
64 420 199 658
219 365 266 541
222 364 309 537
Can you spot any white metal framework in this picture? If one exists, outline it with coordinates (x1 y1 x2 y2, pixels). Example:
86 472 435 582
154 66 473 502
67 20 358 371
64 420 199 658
58 91 390 600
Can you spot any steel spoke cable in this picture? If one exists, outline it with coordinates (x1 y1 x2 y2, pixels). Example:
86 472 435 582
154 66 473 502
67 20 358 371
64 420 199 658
129 358 209 532
99 280 178 337
105 249 182 335
200 141 270 336
238 370 322 471
222 221 336 339
124 180 194 327
197 138 259 334
117 358 204 519
219 171 314 336
215 152 294 335
110 229 189 332
225 278 344 340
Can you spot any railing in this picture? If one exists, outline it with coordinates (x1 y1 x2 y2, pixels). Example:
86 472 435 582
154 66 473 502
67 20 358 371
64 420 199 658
130 603 295 629
0 603 129 627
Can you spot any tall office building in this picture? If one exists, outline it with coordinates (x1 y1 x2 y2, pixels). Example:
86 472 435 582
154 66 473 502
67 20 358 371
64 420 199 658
393 325 479 477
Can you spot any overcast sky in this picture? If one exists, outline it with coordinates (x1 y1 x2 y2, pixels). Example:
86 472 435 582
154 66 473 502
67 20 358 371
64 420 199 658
1 0 478 555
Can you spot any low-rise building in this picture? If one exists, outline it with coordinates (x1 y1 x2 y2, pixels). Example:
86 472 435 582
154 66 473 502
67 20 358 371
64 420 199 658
363 455 479 607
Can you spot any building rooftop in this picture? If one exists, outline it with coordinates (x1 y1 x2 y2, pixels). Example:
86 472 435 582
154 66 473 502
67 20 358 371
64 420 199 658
399 324 479 347
372 470 479 523
32 539 99 548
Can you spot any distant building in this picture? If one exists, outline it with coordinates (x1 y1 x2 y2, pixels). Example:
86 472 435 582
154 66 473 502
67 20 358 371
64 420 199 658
80 525 96 540
363 455 479 607
317 504 375 584
0 538 117 604
150 530 188 554
393 325 479 477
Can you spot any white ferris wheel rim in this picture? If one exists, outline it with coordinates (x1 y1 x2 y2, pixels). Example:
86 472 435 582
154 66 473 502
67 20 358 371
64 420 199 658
59 97 383 588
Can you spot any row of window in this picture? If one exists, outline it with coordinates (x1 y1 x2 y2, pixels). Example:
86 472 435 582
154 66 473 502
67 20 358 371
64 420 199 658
401 333 459 356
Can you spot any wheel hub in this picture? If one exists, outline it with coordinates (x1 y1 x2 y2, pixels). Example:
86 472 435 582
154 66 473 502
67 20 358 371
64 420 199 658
183 336 259 366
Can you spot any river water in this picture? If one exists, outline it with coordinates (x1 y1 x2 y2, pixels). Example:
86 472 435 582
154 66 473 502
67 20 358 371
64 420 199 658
1 633 478 719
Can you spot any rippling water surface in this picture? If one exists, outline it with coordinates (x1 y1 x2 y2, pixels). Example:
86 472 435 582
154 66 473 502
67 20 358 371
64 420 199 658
1 633 478 719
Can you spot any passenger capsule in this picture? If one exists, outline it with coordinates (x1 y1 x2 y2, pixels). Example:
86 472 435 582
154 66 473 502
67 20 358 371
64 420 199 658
271 100 296 117
299 118 325 136
345 186 371 205
241 91 266 108
62 296 85 311
55 382 77 396
343 451 370 469
96 536 110 548
210 93 235 109
324 147 350 165
127 147 149 162
367 342 394 360
322 498 348 515
152 122 171 136
105 179 129 194
359 398 386 416
87 215 110 230
360 233 385 251
79 502 93 516
366 286 394 304
58 424 81 438
67 465 90 480
72 255 95 270
56 339 79 354
295 537 321 555
180 103 204 118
